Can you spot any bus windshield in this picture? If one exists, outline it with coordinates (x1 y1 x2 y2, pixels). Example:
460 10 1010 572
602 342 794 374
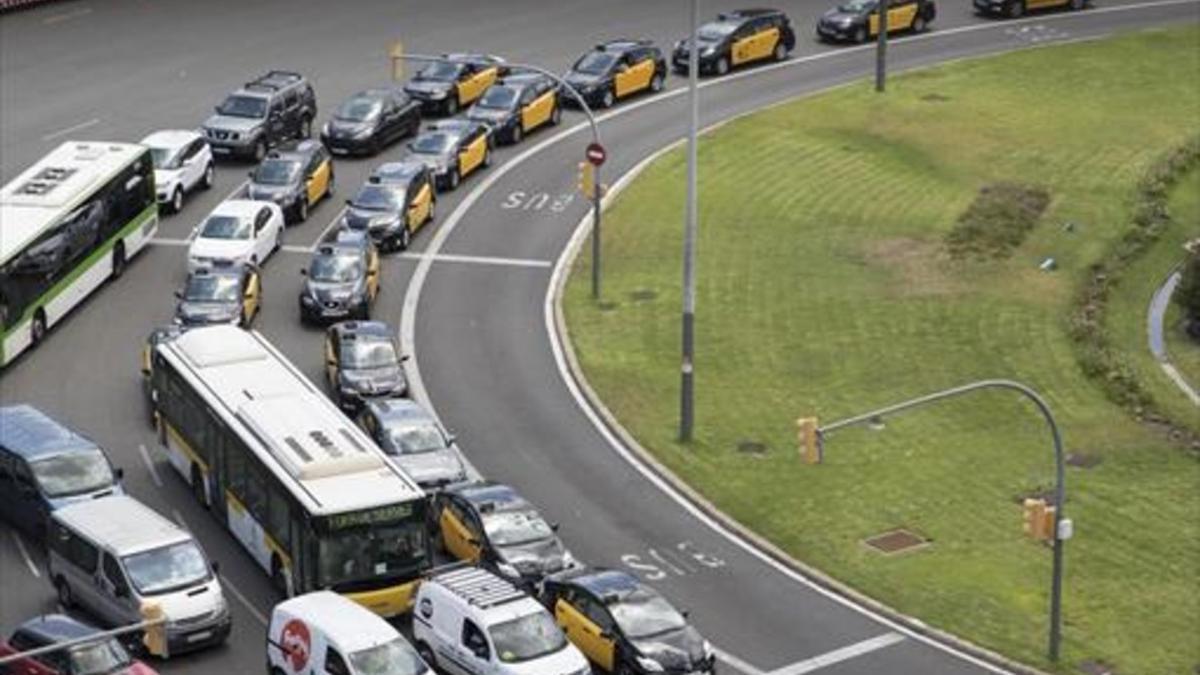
315 511 427 590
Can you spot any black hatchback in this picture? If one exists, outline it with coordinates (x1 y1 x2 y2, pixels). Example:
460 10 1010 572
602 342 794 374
321 88 421 156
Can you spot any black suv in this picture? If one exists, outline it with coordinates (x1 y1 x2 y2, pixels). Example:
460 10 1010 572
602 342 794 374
204 71 318 161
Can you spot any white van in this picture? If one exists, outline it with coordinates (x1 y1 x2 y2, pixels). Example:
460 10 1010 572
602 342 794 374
412 566 591 675
46 495 230 657
268 591 433 675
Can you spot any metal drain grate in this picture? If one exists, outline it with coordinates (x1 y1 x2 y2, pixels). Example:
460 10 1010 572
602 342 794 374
863 529 929 555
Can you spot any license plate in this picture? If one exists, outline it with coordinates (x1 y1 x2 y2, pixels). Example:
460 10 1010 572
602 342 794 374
212 146 231 154
187 630 211 643
330 147 349 155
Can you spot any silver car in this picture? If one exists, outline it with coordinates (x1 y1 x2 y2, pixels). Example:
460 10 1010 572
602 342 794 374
357 398 467 489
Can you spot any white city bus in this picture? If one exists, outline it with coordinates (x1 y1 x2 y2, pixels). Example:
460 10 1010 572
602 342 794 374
148 325 430 617
0 141 158 366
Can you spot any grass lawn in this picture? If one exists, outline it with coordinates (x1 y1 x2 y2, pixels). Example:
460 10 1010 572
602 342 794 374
564 27 1200 675
1162 170 1200 389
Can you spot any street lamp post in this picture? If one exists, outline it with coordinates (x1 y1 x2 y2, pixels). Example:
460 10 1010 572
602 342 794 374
876 0 889 92
680 0 700 442
817 379 1068 662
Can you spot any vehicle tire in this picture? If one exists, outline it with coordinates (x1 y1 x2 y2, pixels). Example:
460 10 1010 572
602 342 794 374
483 148 492 168
111 242 126 279
30 310 47 348
854 26 869 43
912 14 927 32
510 124 523 145
445 97 459 116
715 56 730 76
56 578 74 609
370 136 382 155
191 465 208 508
399 226 411 251
1007 0 1024 17
253 140 267 162
448 169 460 191
601 88 615 109
201 163 215 190
416 643 437 671
299 116 313 140
650 72 665 93
274 228 282 253
297 198 309 223
773 42 788 61
169 187 184 214
550 104 562 125
327 172 335 197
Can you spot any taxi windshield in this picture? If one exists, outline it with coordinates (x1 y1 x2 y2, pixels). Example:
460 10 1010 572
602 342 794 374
253 159 301 186
574 51 617 75
387 423 446 454
343 338 398 369
489 612 567 663
417 62 464 82
348 638 427 675
411 133 455 154
122 540 210 595
352 185 404 211
200 215 251 240
310 254 361 283
611 588 689 639
482 508 554 547
698 22 738 41
184 274 240 303
839 0 876 10
29 451 113 498
477 86 518 110
336 96 383 122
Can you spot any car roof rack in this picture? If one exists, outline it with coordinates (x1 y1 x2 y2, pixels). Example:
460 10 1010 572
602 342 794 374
432 565 528 609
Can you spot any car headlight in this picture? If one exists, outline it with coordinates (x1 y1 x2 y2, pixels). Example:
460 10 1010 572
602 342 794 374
301 295 315 306
701 46 717 56
230 132 241 141
838 17 854 26
428 90 447 100
322 122 331 136
636 656 665 673
495 562 520 578
703 640 714 659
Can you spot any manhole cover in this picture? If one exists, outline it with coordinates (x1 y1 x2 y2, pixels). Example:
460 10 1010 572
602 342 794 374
1079 660 1117 675
863 529 929 554
1066 452 1102 469
629 288 658 302
736 440 768 455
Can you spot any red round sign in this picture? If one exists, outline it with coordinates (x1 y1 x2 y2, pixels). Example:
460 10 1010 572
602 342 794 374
586 142 606 166
280 619 311 672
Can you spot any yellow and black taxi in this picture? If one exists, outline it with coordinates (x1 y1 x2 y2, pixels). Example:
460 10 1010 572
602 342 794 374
246 140 334 223
298 228 380 323
341 161 436 251
431 482 578 590
173 265 261 327
817 0 936 42
564 39 668 109
323 320 408 412
975 0 1083 18
403 53 509 116
320 87 422 156
672 8 796 76
466 72 562 145
406 119 492 192
541 569 716 675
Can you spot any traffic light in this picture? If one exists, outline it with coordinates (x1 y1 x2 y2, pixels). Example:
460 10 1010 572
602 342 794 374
140 601 168 657
1022 498 1056 542
577 161 595 199
797 417 822 464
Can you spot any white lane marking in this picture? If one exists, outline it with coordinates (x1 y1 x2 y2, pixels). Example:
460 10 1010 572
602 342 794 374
309 206 348 251
43 6 93 24
41 117 100 141
149 238 189 247
219 574 269 626
139 443 164 488
771 633 907 674
281 244 312 254
404 5 1195 671
12 531 41 579
398 251 552 269
714 646 766 675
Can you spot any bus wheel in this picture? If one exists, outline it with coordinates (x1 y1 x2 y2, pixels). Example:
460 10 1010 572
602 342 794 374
111 242 126 279
191 466 208 509
30 311 47 348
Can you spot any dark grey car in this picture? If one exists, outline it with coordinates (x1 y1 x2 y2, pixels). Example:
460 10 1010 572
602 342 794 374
203 70 317 161
358 398 467 489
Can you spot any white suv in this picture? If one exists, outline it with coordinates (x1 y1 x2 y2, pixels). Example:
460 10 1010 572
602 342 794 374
141 130 214 213
412 566 590 675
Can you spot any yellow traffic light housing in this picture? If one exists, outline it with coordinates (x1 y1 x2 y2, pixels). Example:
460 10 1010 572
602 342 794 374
140 601 168 658
577 161 595 198
797 417 822 464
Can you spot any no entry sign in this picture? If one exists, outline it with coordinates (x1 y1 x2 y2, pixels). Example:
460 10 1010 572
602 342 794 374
586 143 606 166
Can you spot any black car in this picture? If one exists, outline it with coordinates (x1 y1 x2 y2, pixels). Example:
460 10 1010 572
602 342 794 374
466 73 562 144
564 40 667 109
406 119 492 191
321 88 421 156
816 0 936 42
672 8 795 76
431 481 578 590
323 321 408 412
542 570 716 675
341 162 436 251
246 140 334 223
298 229 380 323
403 53 508 116
173 266 261 327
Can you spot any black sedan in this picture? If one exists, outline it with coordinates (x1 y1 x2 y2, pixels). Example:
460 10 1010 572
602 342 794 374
173 266 261 327
816 0 936 42
672 8 795 76
465 73 561 145
564 39 667 109
341 162 436 251
321 88 421 156
298 229 380 323
323 320 407 412
542 569 716 674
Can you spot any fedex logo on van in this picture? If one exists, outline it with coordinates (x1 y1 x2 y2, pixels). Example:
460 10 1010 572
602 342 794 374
280 619 312 672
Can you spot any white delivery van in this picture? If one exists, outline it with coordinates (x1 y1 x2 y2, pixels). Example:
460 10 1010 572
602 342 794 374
412 566 591 675
267 591 433 675
46 495 230 657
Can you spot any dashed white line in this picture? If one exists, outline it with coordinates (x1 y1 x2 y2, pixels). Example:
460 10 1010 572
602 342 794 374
43 6 93 24
771 633 907 675
309 207 348 251
219 574 269 626
11 531 41 579
41 117 100 141
138 444 164 488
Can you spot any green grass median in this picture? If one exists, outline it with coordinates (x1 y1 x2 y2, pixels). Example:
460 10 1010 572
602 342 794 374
563 26 1200 674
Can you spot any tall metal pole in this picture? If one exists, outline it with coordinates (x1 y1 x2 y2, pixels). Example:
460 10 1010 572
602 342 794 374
875 0 889 92
592 162 602 300
680 0 700 442
819 379 1067 662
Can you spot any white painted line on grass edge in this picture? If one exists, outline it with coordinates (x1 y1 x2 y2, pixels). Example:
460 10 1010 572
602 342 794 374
12 531 41 579
138 444 164 488
219 574 269 626
41 118 100 142
398 251 551 269
772 633 907 675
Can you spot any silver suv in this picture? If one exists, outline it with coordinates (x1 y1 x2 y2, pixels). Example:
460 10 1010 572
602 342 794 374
203 70 317 161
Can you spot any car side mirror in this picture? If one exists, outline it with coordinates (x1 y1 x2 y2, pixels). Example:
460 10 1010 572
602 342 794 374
214 106 222 114
472 645 489 660
467 537 481 547
681 609 690 619
550 522 560 532
299 268 308 276
211 561 221 575
114 467 125 482
174 290 183 299
600 629 614 640
400 354 411 362
446 434 457 445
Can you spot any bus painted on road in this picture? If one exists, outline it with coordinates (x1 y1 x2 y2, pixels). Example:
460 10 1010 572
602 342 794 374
0 141 158 366
148 325 429 617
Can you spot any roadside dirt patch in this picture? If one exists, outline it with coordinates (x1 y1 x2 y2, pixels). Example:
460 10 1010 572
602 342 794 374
946 182 1052 260
862 237 961 297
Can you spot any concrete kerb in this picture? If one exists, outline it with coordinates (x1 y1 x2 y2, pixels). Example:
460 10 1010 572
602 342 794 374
548 84 1054 675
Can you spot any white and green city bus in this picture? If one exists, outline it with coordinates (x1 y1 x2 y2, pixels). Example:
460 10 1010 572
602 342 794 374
148 325 429 617
0 141 158 366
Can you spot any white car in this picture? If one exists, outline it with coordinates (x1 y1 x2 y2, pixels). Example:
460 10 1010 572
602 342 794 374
187 199 283 273
141 129 215 213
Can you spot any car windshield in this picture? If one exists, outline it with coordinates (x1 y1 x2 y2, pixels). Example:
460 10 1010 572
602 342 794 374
184 274 240 303
217 94 267 118
336 96 384 122
316 518 426 589
150 146 183 170
310 254 361 282
411 133 455 155
353 185 404 211
68 638 132 675
698 22 738 41
574 51 617 75
489 612 567 663
122 540 210 595
839 0 876 10
29 451 113 498
348 637 427 675
253 159 301 186
417 61 464 82
343 337 398 369
387 422 446 454
611 588 689 639
482 508 554 547
200 215 251 240
477 86 518 110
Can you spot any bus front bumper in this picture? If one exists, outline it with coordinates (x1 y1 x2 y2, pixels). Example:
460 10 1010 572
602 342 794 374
343 580 419 618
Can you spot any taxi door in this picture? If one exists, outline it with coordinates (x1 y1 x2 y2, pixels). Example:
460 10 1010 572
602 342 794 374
440 501 482 563
241 269 261 324
457 65 498 106
323 336 340 389
730 25 757 65
457 131 487 177
752 23 781 60
554 598 616 671
365 248 380 300
306 152 331 205
870 1 913 34
406 177 433 230
520 88 555 131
